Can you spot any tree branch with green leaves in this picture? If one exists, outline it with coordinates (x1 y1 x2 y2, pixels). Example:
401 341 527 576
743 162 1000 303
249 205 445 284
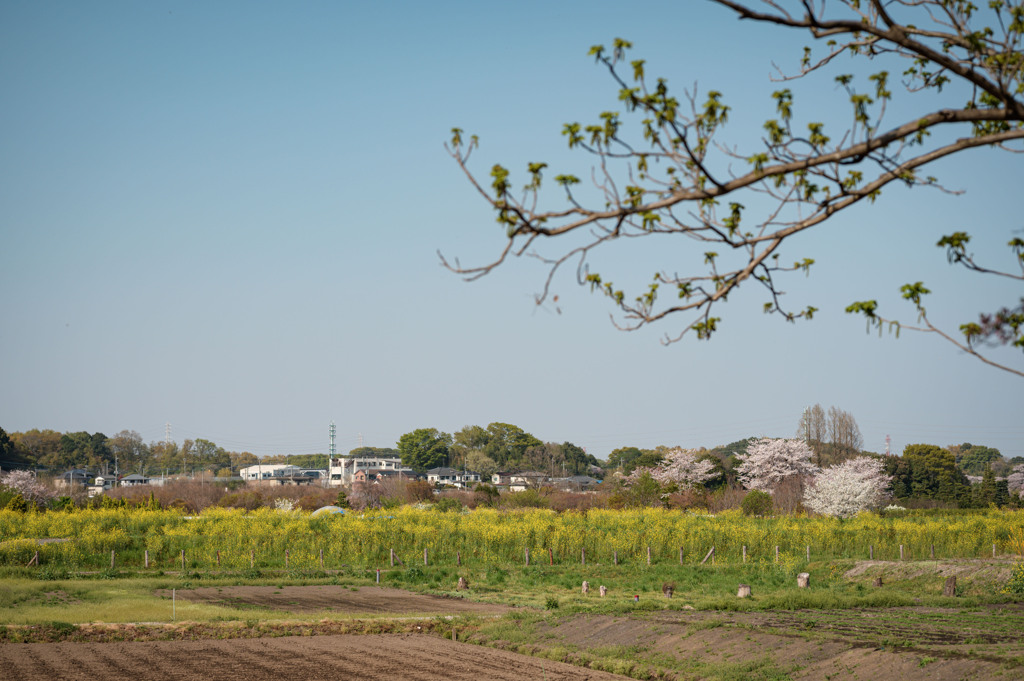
443 0 1024 375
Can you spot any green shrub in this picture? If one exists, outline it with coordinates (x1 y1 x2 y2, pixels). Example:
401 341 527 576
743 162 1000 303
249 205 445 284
1004 561 1024 594
37 564 71 581
434 497 463 513
505 489 548 509
4 494 28 513
741 490 773 516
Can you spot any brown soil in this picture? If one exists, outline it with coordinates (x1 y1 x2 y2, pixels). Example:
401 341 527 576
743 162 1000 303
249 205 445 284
5 584 1020 680
844 558 1014 583
155 585 513 616
0 634 625 681
531 608 1024 681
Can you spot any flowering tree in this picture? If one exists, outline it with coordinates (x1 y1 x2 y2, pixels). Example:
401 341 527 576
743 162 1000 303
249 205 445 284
735 438 818 493
0 470 55 507
804 457 891 519
626 447 718 489
1008 463 1024 497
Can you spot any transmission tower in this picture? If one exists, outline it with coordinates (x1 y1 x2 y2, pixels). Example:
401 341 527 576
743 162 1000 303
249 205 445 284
885 434 892 457
165 423 172 446
329 421 336 459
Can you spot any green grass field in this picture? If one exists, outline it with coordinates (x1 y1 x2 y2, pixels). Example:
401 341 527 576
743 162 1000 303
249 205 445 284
0 555 1016 625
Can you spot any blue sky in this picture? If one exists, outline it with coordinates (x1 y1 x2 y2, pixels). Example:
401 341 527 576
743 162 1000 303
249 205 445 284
2 1 1021 459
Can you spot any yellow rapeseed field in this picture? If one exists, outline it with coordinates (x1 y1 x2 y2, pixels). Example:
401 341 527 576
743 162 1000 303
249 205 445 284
1 507 1021 569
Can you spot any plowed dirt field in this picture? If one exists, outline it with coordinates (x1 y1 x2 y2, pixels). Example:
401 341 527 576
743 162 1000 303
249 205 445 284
0 634 625 681
156 585 513 616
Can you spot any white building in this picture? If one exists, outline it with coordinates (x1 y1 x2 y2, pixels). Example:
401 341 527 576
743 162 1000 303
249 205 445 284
240 464 302 481
426 467 481 489
328 456 415 486
492 471 549 491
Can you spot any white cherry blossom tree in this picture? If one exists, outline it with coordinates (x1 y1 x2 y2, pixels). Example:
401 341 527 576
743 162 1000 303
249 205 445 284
735 438 818 493
1008 463 1024 497
804 456 891 518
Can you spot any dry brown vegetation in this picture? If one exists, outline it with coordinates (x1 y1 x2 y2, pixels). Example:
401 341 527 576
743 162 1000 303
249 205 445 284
96 477 773 515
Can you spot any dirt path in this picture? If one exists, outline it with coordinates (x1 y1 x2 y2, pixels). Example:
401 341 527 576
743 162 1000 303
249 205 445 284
0 634 626 681
156 585 513 616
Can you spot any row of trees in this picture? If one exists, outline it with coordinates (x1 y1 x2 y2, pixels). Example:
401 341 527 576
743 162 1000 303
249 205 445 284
796 404 864 466
4 419 1018 512
396 422 601 477
620 439 890 518
620 437 1022 515
0 427 262 478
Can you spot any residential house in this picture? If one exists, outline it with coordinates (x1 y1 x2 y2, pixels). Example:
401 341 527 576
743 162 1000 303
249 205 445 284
554 475 601 492
328 456 414 486
118 473 151 487
55 469 92 490
426 467 481 489
492 471 549 492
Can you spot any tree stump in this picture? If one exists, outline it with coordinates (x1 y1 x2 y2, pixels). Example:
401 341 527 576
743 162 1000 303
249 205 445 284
873 576 883 588
581 580 590 595
662 582 675 598
599 585 607 597
457 576 469 591
737 584 751 598
943 576 957 597
797 573 810 588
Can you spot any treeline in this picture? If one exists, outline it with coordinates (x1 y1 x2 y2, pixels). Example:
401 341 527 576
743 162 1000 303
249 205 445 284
0 427 325 478
394 422 601 477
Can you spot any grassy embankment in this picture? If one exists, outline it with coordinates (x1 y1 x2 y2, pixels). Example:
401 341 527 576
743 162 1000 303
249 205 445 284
0 551 1016 626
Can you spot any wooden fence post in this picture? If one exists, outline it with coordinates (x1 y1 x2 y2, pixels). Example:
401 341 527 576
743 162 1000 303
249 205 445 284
424 548 428 567
742 545 747 563
111 550 115 569
217 550 221 567
180 549 185 570
993 544 997 559
870 545 873 560
457 551 461 567
390 548 395 568
700 547 715 565
647 546 651 566
774 546 779 563
613 550 618 566
900 544 904 561
549 547 553 565
930 544 935 559
806 545 810 563
285 550 289 569
679 547 684 565
582 547 586 566
525 547 530 566
145 550 149 569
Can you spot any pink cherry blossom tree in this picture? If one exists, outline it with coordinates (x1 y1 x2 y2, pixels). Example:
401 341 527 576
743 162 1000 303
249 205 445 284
735 438 818 493
0 469 55 507
804 456 891 518
626 447 719 490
